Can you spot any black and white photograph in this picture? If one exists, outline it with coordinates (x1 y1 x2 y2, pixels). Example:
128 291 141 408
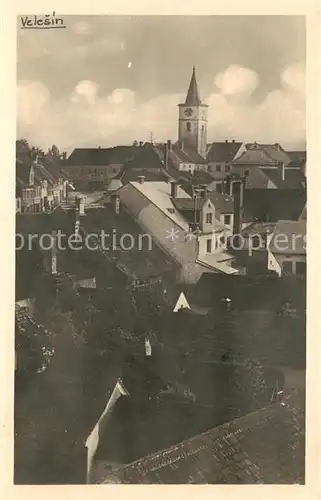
13 13 307 486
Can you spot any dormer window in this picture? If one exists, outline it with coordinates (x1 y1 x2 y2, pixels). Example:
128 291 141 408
167 208 175 214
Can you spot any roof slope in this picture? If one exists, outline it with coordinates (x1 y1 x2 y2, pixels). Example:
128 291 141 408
269 220 306 255
243 189 306 222
100 401 304 484
66 146 135 166
207 192 234 214
207 141 243 163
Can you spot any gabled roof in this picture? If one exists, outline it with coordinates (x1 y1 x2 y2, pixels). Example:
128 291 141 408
269 220 306 255
245 144 290 165
172 142 208 164
66 146 135 166
99 401 304 484
184 66 202 106
207 192 234 214
207 141 243 163
233 147 278 165
123 142 165 170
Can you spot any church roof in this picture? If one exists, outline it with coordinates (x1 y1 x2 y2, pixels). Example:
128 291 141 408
185 66 202 106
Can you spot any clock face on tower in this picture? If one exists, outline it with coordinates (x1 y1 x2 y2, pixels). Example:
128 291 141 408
184 107 193 117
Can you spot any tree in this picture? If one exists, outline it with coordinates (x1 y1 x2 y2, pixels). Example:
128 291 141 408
48 144 60 158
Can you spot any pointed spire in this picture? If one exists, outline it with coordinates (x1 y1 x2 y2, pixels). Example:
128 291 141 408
185 66 202 106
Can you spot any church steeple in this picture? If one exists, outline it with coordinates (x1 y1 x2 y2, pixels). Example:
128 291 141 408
185 66 202 106
178 66 208 157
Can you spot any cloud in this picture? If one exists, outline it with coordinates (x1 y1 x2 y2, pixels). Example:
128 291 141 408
214 65 259 97
71 80 99 106
17 63 305 152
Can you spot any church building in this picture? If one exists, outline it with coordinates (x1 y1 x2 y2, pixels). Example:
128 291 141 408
177 66 208 158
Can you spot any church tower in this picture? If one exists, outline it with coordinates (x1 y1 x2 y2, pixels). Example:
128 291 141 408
178 66 208 157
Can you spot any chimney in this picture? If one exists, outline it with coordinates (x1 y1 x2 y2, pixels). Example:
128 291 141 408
278 163 286 181
225 139 228 143
112 194 120 214
170 181 178 199
138 175 145 184
167 139 172 151
76 195 86 216
164 141 170 171
62 152 67 161
232 139 235 143
231 180 244 235
43 230 57 274
139 141 143 147
200 184 207 199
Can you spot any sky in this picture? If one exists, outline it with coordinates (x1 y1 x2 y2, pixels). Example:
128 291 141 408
17 15 306 152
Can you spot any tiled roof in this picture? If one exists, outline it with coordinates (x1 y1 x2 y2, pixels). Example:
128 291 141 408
123 142 165 170
66 146 135 166
260 168 306 189
243 168 272 189
191 273 306 314
269 220 306 255
100 401 304 484
127 181 191 231
184 66 202 106
233 147 278 165
207 141 243 163
207 192 234 214
243 189 306 222
172 143 207 164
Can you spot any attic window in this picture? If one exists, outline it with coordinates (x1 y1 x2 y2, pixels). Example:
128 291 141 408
167 208 175 214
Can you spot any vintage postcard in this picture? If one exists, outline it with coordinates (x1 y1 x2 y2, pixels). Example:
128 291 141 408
2 0 320 498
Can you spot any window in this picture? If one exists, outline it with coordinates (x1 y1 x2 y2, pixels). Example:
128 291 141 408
206 239 212 253
282 261 293 275
216 183 222 193
224 214 231 225
295 261 306 275
216 165 221 172
225 165 231 172
186 122 191 132
206 213 213 224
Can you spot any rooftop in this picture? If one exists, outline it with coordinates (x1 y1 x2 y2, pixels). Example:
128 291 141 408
269 220 306 255
98 400 304 484
207 141 243 163
66 146 135 166
128 180 191 231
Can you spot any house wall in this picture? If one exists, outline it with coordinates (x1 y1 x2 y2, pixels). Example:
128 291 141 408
268 252 306 276
200 199 216 233
208 162 232 176
178 163 204 173
219 213 234 236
